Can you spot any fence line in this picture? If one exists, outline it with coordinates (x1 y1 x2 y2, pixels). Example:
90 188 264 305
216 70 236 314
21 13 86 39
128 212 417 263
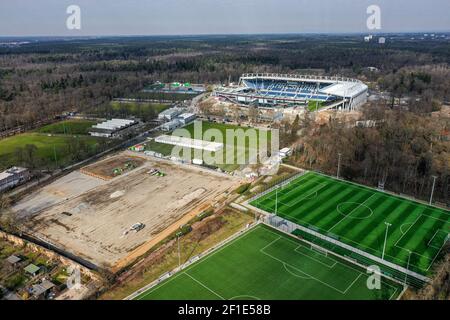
124 222 259 300
246 170 306 204
312 170 449 211
259 213 429 283
257 220 408 297
243 169 436 284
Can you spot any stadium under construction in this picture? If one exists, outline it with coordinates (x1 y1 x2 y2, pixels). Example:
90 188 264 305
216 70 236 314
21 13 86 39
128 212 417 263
214 73 368 111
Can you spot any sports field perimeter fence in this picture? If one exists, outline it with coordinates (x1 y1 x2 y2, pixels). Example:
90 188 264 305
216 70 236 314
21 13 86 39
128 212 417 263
262 214 429 288
247 170 306 204
124 223 259 300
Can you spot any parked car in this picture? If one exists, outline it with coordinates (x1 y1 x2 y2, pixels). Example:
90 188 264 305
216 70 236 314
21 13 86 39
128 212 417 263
131 223 145 232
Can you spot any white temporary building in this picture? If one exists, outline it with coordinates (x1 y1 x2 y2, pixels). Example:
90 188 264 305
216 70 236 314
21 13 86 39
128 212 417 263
155 135 224 152
90 118 137 137
93 119 136 131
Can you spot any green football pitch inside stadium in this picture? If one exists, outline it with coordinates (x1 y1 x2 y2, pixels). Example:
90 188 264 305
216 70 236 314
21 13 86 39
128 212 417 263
135 225 402 300
250 172 450 276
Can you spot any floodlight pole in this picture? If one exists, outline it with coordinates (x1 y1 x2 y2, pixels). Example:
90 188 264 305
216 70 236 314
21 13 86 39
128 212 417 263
53 145 58 168
381 222 392 260
429 175 437 205
275 186 278 215
404 249 412 286
177 235 181 268
337 153 342 179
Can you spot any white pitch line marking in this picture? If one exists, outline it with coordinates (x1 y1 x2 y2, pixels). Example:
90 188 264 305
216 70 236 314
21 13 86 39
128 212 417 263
328 193 377 232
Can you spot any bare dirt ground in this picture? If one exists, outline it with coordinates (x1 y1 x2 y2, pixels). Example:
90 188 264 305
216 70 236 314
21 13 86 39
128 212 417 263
315 109 361 125
80 154 146 180
13 171 107 218
17 154 241 271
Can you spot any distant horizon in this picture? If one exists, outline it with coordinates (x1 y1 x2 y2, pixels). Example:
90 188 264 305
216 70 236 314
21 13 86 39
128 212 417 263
1 30 449 40
1 0 449 37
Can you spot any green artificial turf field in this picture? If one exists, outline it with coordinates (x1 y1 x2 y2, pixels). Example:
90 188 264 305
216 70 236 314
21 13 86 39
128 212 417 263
250 172 450 276
134 225 402 300
307 100 325 112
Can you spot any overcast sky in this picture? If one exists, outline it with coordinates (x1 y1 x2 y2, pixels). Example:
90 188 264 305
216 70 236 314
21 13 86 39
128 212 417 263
0 0 449 36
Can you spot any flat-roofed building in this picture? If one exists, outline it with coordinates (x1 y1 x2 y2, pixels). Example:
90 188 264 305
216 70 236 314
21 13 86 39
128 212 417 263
6 255 21 265
24 264 40 276
155 135 224 152
31 280 55 299
158 108 183 121
177 113 196 125
89 118 137 138
0 167 31 192
161 119 182 132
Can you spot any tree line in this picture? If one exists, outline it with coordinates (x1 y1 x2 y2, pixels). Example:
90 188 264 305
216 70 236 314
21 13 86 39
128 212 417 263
1 34 449 132
281 104 449 205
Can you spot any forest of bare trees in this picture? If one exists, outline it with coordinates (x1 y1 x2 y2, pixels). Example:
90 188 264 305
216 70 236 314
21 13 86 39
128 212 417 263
1 34 449 131
0 35 449 204
281 104 449 204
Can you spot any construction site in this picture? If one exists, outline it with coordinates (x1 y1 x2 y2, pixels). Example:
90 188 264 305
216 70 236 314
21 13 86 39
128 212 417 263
12 152 242 272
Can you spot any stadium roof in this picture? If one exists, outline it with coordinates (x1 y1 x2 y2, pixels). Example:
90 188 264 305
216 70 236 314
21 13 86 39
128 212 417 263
240 73 361 84
320 82 368 99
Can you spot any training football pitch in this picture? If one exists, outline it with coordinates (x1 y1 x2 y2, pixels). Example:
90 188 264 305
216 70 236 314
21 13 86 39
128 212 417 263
250 172 450 276
146 121 272 172
134 225 402 300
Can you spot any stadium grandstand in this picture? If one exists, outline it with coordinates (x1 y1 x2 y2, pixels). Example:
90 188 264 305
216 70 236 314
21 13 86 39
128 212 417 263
214 73 368 111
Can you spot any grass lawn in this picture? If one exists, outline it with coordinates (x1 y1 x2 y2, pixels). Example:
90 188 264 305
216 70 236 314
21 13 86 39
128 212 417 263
135 224 402 300
110 101 169 114
0 133 103 169
37 120 97 135
109 101 169 122
132 91 200 102
145 140 174 156
146 121 272 172
250 172 450 276
308 100 325 112
183 121 272 171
